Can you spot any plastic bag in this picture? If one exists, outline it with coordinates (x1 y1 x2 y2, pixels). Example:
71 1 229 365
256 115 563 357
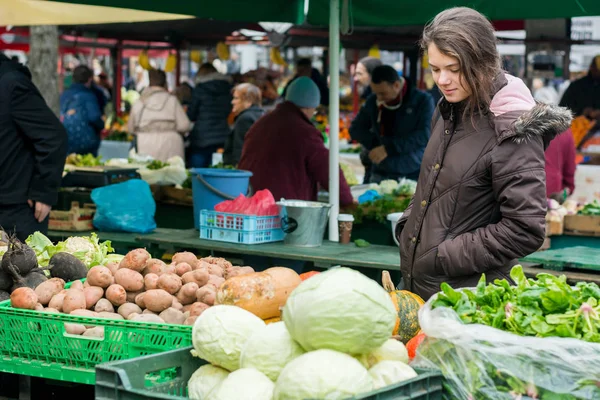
138 156 188 186
413 294 600 399
91 179 157 233
214 189 279 216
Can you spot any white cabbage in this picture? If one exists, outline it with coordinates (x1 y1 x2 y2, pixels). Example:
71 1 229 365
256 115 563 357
356 339 409 368
368 360 418 389
207 368 274 400
187 364 229 399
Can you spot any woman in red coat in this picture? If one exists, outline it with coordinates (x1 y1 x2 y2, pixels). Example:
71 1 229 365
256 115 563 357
545 128 576 199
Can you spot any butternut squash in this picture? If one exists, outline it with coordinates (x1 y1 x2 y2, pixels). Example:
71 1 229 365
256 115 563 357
215 267 301 320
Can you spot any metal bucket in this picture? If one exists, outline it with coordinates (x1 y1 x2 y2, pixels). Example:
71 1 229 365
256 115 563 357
277 200 332 247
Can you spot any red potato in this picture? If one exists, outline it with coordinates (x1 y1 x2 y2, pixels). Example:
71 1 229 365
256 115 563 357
207 264 224 278
172 252 199 269
130 314 164 323
64 323 86 335
83 286 104 309
105 284 127 306
35 278 65 306
62 288 87 314
126 291 143 303
174 262 192 277
182 304 192 313
143 259 167 276
176 282 199 305
94 298 114 313
182 270 209 287
238 266 255 275
83 326 104 338
135 293 146 309
184 316 198 326
144 289 173 312
87 266 114 288
48 293 66 311
207 275 225 289
105 262 120 276
164 264 177 275
70 280 84 291
118 303 142 319
119 249 151 273
114 269 144 292
144 273 159 290
189 302 210 317
157 273 182 295
70 309 99 318
43 307 60 313
159 307 185 324
196 286 216 306
97 312 123 320
143 309 157 315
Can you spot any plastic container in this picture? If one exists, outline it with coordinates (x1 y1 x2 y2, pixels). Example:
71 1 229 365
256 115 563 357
0 284 192 385
95 346 444 400
199 209 284 244
190 168 252 230
278 200 332 247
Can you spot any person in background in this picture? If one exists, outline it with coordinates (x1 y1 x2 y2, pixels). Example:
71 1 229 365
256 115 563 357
560 55 600 119
350 65 434 183
396 7 571 300
60 65 104 156
238 76 353 205
223 83 265 166
0 53 68 241
175 82 193 108
186 63 233 168
545 129 576 200
532 77 559 105
354 56 383 100
128 69 191 161
282 58 329 106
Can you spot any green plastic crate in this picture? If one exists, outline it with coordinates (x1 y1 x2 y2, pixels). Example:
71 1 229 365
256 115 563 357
95 346 443 400
0 299 192 385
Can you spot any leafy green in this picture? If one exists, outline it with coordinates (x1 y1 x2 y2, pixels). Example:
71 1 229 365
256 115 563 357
579 200 600 216
352 195 411 224
354 239 371 248
147 160 170 170
65 153 104 167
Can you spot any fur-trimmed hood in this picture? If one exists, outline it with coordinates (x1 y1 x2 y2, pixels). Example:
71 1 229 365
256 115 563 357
491 73 572 146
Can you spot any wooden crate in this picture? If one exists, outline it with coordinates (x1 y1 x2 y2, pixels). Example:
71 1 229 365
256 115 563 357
49 201 95 231
162 186 193 206
563 215 600 236
545 220 563 236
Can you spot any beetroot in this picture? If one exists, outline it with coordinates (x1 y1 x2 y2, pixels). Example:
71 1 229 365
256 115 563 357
11 269 47 292
1 236 38 282
49 253 87 282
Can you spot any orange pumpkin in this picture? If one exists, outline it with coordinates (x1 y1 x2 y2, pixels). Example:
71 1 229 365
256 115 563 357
406 331 426 360
299 271 320 281
264 317 281 324
215 267 301 320
382 271 424 344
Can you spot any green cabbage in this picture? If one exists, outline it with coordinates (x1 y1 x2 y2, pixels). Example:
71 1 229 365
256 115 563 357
187 364 229 400
282 267 396 355
274 349 373 400
207 368 273 400
356 339 409 368
240 321 305 381
368 360 417 389
26 231 114 268
191 305 265 371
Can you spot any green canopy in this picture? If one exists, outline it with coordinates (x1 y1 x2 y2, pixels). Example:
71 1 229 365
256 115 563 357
51 0 305 24
307 0 600 26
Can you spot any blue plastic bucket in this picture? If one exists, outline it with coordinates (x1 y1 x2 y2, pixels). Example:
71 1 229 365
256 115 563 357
190 168 253 230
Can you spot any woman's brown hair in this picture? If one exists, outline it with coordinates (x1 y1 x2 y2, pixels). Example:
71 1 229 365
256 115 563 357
421 7 501 121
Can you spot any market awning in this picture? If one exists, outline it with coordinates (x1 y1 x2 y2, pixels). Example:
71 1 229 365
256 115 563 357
0 0 195 26
307 0 600 26
48 0 306 24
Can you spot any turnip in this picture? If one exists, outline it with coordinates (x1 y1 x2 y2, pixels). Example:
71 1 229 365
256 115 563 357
11 270 47 292
49 253 87 282
1 236 37 282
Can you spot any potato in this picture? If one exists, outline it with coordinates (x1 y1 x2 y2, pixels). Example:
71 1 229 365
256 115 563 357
165 264 177 275
184 316 198 326
83 286 104 309
43 307 60 313
94 298 114 313
182 304 192 313
97 312 123 320
226 266 255 279
126 291 143 303
63 288 86 313
70 280 84 291
176 282 199 305
142 309 157 315
172 252 199 269
157 273 182 295
127 313 140 320
105 284 127 306
144 289 173 312
182 270 209 287
196 286 216 306
83 281 90 288
207 264 223 278
118 303 142 319
10 287 38 310
174 262 192 277
130 314 164 324
70 309 99 318
87 266 114 288
134 293 146 309
83 326 104 338
143 259 167 276
105 262 119 276
35 303 44 311
189 302 210 317
35 278 65 306
201 257 233 271
119 249 151 272
64 323 86 335
159 308 185 325
114 269 144 292
48 293 66 311
171 297 184 311
144 273 159 290
207 275 225 289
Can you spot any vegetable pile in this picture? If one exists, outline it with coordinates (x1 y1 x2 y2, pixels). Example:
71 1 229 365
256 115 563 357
579 200 600 216
188 267 421 400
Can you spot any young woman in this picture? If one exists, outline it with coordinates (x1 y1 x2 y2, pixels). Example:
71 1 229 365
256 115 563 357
396 7 572 300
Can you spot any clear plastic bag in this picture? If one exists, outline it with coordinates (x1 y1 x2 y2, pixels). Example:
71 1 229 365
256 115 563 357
91 179 157 233
413 294 600 399
138 156 187 186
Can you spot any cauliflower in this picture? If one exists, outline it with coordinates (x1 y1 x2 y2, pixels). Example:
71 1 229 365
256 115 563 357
378 180 400 195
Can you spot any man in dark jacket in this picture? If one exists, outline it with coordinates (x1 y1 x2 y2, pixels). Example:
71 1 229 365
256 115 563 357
238 77 353 205
187 63 233 168
559 55 600 118
0 53 68 241
350 65 434 183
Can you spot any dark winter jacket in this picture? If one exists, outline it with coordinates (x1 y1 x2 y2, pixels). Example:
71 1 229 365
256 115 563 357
559 73 600 117
187 73 233 149
60 82 104 154
396 73 572 300
223 105 265 166
350 78 435 182
0 54 68 207
238 101 353 205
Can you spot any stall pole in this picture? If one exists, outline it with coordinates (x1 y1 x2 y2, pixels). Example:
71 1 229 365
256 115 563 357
328 0 340 242
175 47 182 86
